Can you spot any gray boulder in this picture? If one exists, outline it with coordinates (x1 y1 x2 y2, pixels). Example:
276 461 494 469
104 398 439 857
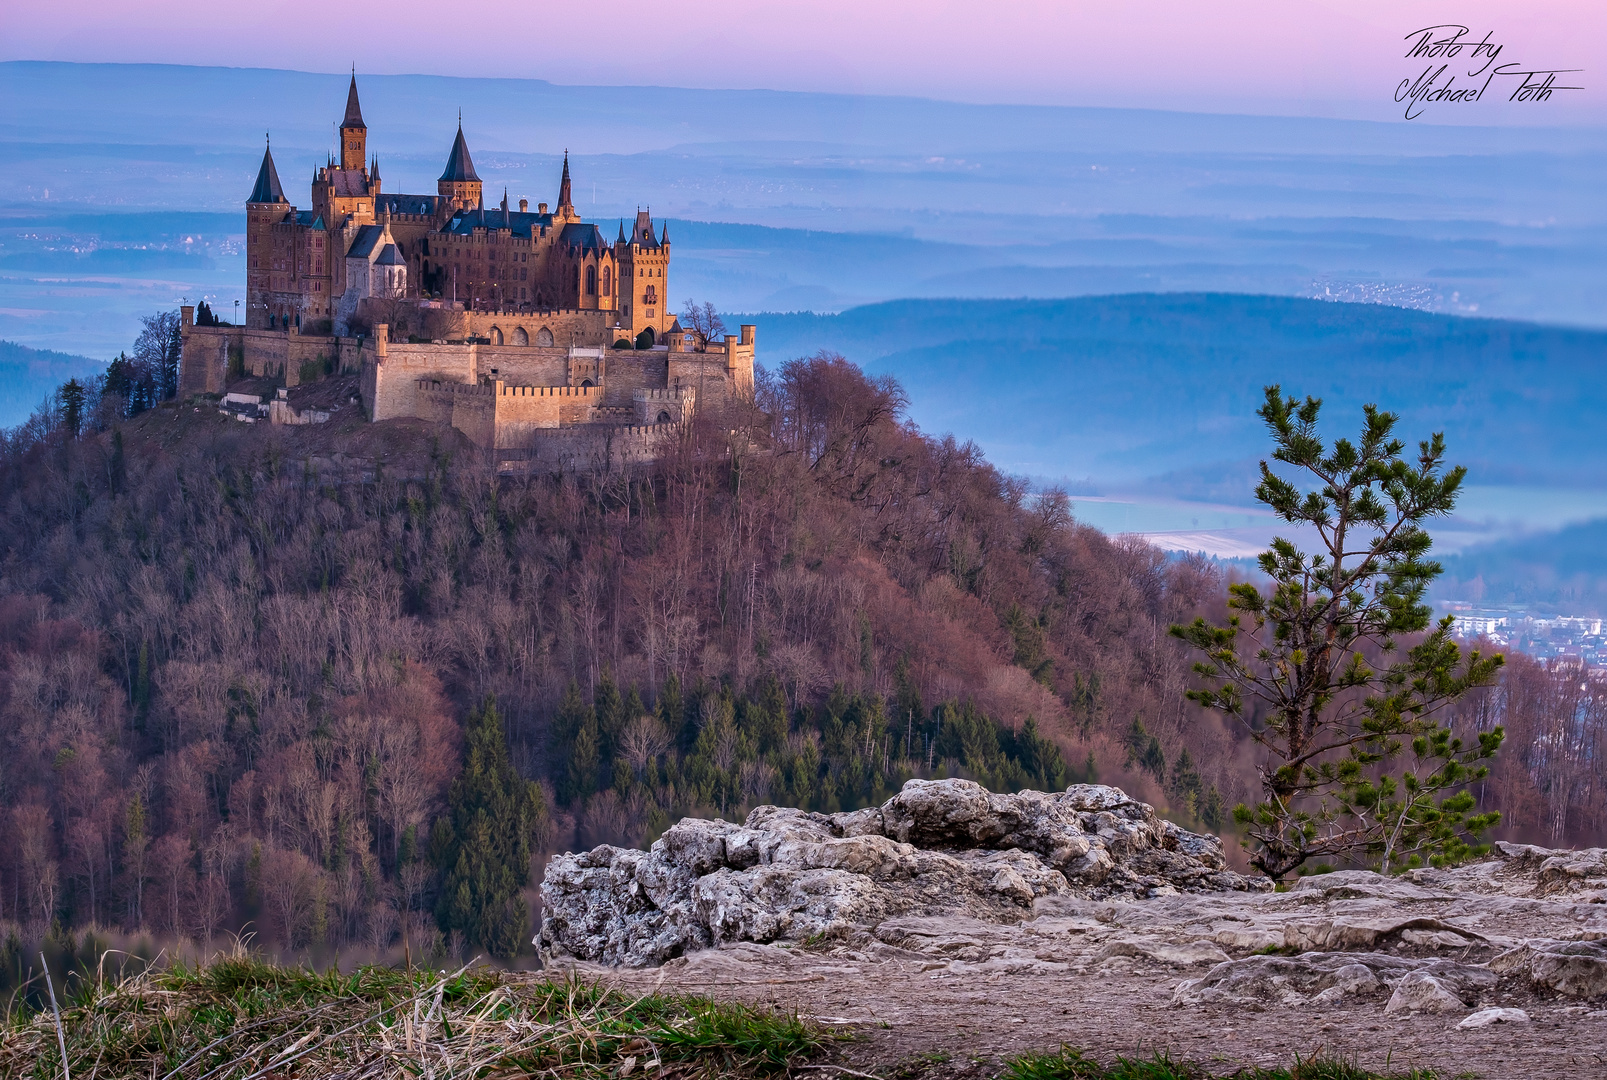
1490 938 1607 997
537 778 1268 966
1171 952 1494 1010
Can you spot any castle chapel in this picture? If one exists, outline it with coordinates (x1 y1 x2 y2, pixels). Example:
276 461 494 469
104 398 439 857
181 75 755 472
247 74 669 346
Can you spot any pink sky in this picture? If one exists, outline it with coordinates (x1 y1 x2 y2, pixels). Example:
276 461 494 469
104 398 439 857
4 0 1601 122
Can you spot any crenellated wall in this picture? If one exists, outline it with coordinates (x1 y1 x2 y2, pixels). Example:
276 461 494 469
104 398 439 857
490 383 596 446
497 422 681 473
184 309 755 474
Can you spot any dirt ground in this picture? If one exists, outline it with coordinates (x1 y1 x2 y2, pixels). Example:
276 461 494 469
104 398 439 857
577 947 1607 1078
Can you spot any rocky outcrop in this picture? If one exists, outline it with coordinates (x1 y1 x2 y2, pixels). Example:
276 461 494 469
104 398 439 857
537 779 1268 966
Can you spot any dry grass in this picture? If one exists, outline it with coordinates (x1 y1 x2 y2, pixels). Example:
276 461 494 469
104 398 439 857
0 952 827 1079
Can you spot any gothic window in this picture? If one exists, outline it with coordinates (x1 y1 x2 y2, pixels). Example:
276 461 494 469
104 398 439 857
657 410 671 423
512 326 528 346
536 326 554 347
490 326 504 345
586 266 597 295
601 266 612 296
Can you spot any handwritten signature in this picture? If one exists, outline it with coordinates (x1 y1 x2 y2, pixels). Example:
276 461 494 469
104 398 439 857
1397 26 1582 120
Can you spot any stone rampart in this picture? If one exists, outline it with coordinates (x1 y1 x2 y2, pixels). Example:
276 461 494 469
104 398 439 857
500 422 681 473
179 321 361 396
491 383 596 446
633 385 695 424
469 308 614 348
365 336 477 421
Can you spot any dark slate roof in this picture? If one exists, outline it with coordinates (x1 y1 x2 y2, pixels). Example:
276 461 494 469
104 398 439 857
342 75 366 130
294 211 326 229
374 243 405 266
440 124 480 182
376 193 442 217
248 144 287 204
441 208 554 239
630 210 660 250
561 222 606 253
345 224 386 258
329 168 368 198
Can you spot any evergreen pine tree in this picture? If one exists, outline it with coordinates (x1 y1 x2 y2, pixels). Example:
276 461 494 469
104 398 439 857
594 670 624 761
59 379 86 439
435 695 549 959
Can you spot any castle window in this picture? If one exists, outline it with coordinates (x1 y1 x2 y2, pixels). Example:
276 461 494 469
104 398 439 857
602 266 611 296
586 266 597 295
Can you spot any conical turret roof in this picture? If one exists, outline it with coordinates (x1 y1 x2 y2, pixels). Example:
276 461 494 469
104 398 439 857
248 140 287 204
557 150 572 209
440 120 480 182
342 72 366 130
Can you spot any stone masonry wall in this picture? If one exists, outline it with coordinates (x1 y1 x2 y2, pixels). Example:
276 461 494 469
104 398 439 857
491 384 597 448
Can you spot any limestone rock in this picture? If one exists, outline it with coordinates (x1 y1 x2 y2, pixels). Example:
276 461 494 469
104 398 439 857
1385 970 1471 1015
538 778 1267 966
1491 939 1607 997
1171 952 1493 1010
1458 1007 1531 1028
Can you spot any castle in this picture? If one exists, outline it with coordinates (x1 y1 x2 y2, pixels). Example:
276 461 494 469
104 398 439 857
179 75 755 470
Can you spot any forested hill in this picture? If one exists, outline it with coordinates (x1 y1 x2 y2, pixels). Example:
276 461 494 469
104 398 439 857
0 351 1589 964
0 354 1243 959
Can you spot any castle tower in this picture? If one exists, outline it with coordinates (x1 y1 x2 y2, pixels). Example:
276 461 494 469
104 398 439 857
246 138 289 329
615 208 670 343
438 118 482 212
339 72 367 172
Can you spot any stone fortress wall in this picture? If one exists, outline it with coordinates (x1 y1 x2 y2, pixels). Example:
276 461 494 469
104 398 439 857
182 304 756 472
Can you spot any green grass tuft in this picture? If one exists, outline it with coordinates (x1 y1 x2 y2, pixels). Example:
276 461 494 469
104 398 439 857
0 953 826 1079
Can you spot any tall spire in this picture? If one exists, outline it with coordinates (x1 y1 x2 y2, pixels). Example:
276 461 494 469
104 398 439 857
248 137 286 204
342 70 366 130
439 118 480 182
617 219 626 243
557 149 572 211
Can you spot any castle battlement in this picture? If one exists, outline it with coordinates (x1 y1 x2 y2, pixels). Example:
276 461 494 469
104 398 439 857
633 387 695 402
497 384 592 398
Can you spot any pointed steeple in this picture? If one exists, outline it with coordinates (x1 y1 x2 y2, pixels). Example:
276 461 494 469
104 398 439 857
440 118 480 182
557 150 572 211
617 219 626 243
248 137 287 204
661 221 669 244
342 70 366 130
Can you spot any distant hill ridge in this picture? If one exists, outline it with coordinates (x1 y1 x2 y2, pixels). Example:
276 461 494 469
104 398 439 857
747 293 1607 488
0 340 106 427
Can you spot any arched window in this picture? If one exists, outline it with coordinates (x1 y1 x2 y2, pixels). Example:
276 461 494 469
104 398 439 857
580 379 594 388
512 326 528 346
489 325 504 345
536 326 554 347
657 410 672 423
601 266 612 296
586 265 597 295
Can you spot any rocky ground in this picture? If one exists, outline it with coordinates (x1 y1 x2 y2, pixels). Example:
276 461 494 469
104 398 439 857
538 780 1607 1077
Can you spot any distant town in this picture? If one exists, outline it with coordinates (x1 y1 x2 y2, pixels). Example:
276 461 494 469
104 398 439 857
1442 603 1607 666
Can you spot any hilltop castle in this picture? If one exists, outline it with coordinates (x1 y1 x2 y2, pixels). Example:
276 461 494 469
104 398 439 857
180 75 754 470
